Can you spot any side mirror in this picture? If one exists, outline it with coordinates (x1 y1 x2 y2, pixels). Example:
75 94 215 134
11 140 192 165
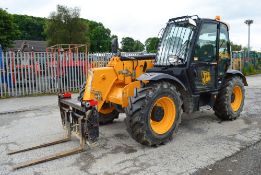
111 38 118 54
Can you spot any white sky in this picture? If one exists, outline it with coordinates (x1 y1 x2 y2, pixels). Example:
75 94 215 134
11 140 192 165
1 0 261 50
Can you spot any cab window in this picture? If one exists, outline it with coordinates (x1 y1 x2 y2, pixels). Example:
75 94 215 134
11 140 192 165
194 23 218 62
218 24 230 76
219 24 230 59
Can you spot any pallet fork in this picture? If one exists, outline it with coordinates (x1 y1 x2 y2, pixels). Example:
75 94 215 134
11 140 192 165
8 93 99 170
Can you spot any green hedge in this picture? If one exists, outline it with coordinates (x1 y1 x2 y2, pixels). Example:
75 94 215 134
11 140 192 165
243 63 261 76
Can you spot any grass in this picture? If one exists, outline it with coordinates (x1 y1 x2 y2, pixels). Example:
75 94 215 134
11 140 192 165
242 63 261 76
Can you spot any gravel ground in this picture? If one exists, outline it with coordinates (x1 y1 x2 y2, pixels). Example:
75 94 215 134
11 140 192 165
0 74 261 175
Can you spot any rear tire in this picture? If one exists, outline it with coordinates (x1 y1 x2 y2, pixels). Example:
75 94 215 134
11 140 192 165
214 76 245 120
78 82 119 124
125 81 182 146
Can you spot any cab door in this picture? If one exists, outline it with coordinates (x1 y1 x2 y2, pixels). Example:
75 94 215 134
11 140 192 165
190 22 218 93
217 23 231 89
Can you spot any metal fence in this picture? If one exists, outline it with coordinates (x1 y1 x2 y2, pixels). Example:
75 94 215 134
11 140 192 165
232 51 261 73
3 50 259 98
0 51 145 98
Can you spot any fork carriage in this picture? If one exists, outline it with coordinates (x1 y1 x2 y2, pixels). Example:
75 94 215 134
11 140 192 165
8 92 99 170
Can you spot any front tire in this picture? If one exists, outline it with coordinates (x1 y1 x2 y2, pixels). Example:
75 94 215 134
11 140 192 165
214 76 245 120
125 81 182 146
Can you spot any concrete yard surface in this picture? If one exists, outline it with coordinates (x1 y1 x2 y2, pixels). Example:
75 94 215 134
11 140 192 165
0 74 261 175
194 140 261 175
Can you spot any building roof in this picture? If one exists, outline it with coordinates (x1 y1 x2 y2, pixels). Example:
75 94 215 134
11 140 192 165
11 40 47 52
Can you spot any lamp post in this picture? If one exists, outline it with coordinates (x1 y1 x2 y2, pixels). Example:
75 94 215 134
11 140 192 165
244 19 253 58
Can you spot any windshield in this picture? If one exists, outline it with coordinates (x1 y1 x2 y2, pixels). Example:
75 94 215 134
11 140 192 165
156 22 195 65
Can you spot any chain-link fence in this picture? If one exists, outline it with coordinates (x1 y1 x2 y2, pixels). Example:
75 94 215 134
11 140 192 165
0 51 147 98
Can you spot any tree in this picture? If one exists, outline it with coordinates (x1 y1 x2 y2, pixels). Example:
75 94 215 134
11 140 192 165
0 9 19 50
121 37 144 52
133 40 144 52
230 42 242 51
45 5 88 46
111 35 118 40
242 47 248 52
86 20 111 52
145 37 159 53
13 14 47 40
121 37 135 52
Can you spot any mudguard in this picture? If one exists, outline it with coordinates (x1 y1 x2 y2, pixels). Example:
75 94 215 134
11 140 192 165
226 69 248 86
137 72 187 91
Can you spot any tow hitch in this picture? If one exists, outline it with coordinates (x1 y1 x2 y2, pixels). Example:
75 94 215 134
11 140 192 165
8 92 99 170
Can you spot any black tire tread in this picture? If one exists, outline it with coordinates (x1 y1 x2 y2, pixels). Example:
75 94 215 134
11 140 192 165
125 81 182 146
214 76 245 120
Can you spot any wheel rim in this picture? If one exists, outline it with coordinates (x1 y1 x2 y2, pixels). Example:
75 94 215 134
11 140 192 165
231 85 243 112
150 97 176 135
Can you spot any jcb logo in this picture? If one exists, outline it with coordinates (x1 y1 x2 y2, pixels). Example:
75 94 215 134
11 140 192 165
201 71 211 85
